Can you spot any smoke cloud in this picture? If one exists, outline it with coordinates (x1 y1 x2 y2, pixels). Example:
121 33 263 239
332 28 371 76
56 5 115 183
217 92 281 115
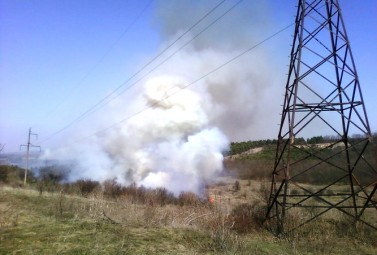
152 0 278 141
44 75 229 194
43 0 280 195
100 76 229 194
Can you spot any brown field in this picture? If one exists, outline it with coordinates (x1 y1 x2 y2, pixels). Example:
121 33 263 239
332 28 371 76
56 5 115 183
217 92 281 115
1 169 376 254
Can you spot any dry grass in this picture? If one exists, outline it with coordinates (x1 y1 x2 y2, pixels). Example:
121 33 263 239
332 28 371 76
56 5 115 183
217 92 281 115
1 178 376 254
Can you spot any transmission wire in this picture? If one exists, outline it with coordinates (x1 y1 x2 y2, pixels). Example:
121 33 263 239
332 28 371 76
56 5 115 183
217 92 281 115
40 0 229 144
58 22 294 148
35 0 154 129
69 0 244 127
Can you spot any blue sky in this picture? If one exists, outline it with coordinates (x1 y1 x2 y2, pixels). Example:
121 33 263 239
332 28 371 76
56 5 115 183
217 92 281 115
1 0 376 153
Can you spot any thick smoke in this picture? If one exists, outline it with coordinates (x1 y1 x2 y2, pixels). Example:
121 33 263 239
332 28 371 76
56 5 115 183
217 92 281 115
100 76 229 194
44 76 229 195
43 1 280 194
152 0 278 141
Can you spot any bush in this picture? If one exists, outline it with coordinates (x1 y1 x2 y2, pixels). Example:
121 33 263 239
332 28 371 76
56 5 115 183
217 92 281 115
39 165 69 184
230 203 266 234
151 187 175 206
178 191 202 207
103 179 124 199
75 179 100 197
0 165 35 186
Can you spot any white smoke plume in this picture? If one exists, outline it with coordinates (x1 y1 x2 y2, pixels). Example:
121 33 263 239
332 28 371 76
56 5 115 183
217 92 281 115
152 0 279 141
42 1 280 195
100 76 229 194
44 75 229 195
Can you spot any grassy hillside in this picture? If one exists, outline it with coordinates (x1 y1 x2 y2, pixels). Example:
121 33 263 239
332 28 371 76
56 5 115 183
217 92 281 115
225 136 377 184
0 135 376 254
1 181 376 254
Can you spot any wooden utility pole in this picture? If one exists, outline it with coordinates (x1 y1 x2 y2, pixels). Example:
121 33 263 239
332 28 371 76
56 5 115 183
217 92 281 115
20 128 41 185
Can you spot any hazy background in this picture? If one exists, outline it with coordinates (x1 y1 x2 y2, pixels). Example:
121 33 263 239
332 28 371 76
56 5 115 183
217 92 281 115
1 0 376 193
1 0 376 152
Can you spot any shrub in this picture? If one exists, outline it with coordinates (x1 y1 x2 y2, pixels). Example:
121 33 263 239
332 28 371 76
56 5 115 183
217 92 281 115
230 203 266 234
152 187 175 206
75 179 100 197
258 182 271 203
37 165 69 193
178 191 201 207
103 179 123 199
0 165 35 187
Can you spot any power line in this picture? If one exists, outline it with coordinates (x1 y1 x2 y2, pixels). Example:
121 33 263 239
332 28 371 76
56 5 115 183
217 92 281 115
113 0 244 99
57 22 294 149
40 0 231 144
73 0 244 126
35 0 154 128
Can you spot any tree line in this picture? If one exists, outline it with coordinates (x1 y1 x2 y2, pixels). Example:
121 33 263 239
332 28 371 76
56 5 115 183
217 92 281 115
228 133 377 156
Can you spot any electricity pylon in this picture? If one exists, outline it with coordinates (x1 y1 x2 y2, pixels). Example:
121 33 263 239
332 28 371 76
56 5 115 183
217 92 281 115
20 128 41 185
265 0 377 235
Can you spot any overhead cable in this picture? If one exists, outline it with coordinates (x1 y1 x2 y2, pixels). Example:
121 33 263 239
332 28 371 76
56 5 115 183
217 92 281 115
59 22 294 148
37 0 154 134
40 0 230 144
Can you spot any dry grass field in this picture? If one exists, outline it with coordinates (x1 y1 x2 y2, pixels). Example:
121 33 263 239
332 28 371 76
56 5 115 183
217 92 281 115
1 174 376 254
1 139 376 254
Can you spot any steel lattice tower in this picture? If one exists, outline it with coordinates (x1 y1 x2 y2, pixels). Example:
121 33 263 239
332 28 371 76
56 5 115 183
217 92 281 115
265 0 377 235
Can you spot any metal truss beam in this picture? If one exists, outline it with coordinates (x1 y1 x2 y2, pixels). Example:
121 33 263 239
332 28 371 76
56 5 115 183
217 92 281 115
265 0 377 236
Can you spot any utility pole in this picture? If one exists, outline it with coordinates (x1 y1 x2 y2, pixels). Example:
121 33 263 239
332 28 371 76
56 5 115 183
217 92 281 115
20 128 41 185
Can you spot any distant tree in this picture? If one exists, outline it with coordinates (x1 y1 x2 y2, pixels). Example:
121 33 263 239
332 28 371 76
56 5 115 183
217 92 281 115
229 139 280 155
39 165 70 184
0 165 35 186
307 136 324 144
323 135 340 142
295 137 306 145
351 133 364 140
